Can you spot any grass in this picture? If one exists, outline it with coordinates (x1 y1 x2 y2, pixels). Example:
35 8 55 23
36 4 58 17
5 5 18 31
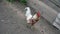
7 0 27 5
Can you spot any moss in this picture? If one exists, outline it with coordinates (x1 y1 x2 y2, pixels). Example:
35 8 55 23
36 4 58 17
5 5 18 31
7 0 27 5
19 0 27 5
7 0 15 2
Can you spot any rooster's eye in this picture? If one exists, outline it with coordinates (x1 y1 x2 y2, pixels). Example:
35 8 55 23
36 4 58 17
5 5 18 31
25 9 27 11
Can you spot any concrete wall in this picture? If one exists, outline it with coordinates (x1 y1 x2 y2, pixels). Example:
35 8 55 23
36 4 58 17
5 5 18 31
27 0 58 23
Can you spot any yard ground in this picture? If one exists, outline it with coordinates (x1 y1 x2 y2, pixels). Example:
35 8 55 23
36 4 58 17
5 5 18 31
0 0 60 34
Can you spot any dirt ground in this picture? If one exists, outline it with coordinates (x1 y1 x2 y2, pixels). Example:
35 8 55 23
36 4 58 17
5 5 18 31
0 0 60 34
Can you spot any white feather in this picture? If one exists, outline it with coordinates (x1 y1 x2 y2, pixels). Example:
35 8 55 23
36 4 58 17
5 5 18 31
25 7 32 20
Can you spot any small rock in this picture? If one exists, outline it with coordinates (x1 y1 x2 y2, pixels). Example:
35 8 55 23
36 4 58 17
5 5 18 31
1 20 5 22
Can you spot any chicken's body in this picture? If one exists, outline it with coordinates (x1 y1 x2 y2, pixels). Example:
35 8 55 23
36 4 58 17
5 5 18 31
25 7 40 26
25 7 32 24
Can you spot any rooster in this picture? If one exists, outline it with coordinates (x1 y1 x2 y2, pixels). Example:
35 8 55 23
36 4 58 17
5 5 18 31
25 7 41 26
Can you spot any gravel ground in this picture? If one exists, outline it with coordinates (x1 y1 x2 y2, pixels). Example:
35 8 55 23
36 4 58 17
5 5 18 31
0 0 60 34
0 1 41 34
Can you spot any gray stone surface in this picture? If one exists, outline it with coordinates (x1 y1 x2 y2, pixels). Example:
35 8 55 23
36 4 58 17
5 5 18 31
40 0 60 12
0 0 60 34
